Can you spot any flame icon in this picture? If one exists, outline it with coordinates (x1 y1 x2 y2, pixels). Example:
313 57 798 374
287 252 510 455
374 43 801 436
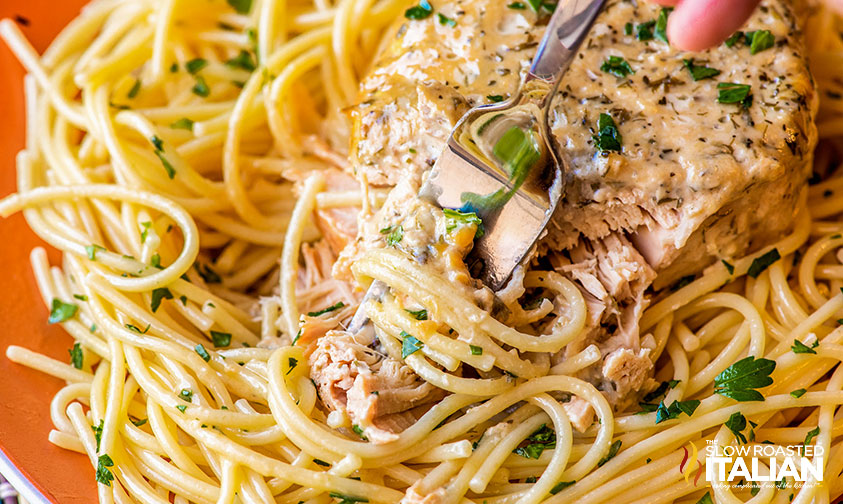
680 441 703 486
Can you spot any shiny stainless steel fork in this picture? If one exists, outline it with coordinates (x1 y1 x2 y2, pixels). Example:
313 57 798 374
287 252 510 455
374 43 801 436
348 0 606 335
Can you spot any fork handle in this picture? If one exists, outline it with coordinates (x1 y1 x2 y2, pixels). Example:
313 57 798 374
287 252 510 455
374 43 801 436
526 0 606 91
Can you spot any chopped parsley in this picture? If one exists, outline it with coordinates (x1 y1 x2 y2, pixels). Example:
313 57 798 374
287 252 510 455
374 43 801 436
600 55 634 78
643 381 670 402
803 426 819 453
306 301 345 317
176 405 187 413
126 323 150 334
195 263 221 283
636 20 655 41
683 59 721 81
92 419 103 450
178 389 193 402
443 208 484 238
486 94 505 102
437 13 456 26
170 118 194 131
470 345 483 355
654 7 672 43
69 343 83 370
790 388 807 398
696 492 714 504
655 399 701 424
507 1 526 8
714 356 776 402
48 299 78 324
725 412 749 443
225 50 256 72
86 244 105 260
405 308 428 320
95 454 115 486
194 343 211 362
286 357 298 375
329 493 368 504
597 440 622 467
210 330 232 347
514 424 556 459
185 58 208 75
73 294 87 301
380 224 404 246
748 30 775 54
226 0 252 13
791 338 818 355
550 480 575 495
721 259 735 275
717 82 753 108
192 75 210 97
725 31 744 47
130 416 147 427
150 287 173 313
747 248 780 278
593 113 622 152
404 0 432 19
624 22 632 36
313 458 330 467
127 79 141 99
401 331 423 358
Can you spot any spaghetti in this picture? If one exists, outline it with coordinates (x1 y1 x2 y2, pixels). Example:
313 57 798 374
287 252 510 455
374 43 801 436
0 0 842 503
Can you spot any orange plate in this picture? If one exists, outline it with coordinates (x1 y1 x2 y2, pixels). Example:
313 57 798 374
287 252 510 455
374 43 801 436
0 0 97 502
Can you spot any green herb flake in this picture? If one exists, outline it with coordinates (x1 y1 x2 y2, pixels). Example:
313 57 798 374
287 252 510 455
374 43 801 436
86 244 105 260
49 299 78 324
154 150 176 179
437 13 456 26
380 224 404 247
328 493 368 504
169 62 179 73
725 31 744 48
469 344 483 355
185 58 208 75
210 330 232 347
178 389 193 402
179 295 187 306
150 287 173 313
593 113 622 152
130 416 147 427
307 301 345 317
195 263 221 283
683 59 721 81
803 426 820 452
600 55 634 78
405 308 428 320
525 0 541 11
226 0 253 14
125 323 150 334
790 388 807 398
401 331 424 358
73 294 88 301
721 259 735 274
404 0 432 20
636 20 655 41
550 480 575 495
170 118 194 131
176 405 187 413
747 248 781 278
127 79 141 99
487 94 505 102
597 440 622 467
69 343 83 370
654 7 672 43
443 208 484 238
95 454 114 486
92 419 104 450
195 343 211 362
714 356 776 402
508 1 526 9
655 399 701 424
225 50 256 72
717 82 753 108
725 412 748 444
749 29 775 54
696 492 714 504
791 338 818 354
313 458 330 467
192 75 210 97
284 357 299 375
624 22 632 35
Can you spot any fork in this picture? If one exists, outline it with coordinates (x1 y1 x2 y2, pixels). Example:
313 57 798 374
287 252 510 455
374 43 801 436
348 0 606 335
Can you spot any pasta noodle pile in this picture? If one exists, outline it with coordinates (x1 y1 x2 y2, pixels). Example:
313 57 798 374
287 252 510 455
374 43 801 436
0 0 842 502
